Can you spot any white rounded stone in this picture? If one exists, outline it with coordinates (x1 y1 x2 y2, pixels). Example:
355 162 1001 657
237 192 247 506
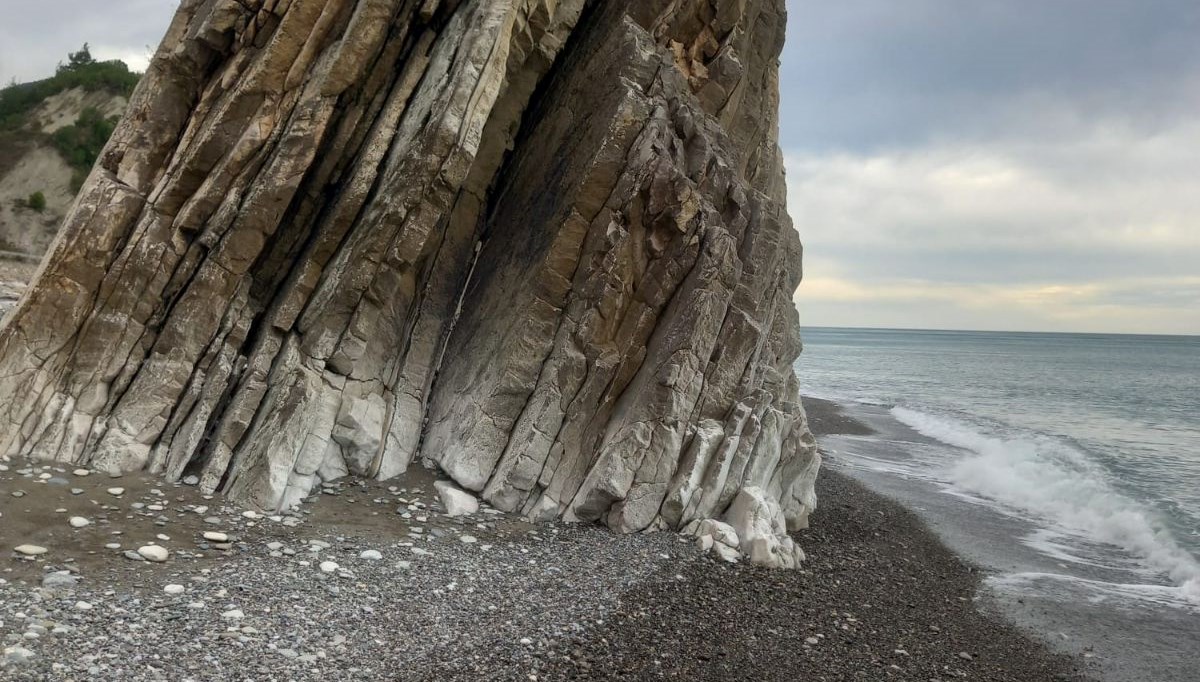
319 561 339 573
69 516 90 528
203 531 229 543
163 584 185 595
137 545 169 562
13 545 47 556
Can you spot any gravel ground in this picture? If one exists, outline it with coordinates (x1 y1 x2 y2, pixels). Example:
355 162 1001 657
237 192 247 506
537 470 1093 681
2 521 686 681
1 399 1096 681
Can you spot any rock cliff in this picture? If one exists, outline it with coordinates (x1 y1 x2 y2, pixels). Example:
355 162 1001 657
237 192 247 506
0 0 819 567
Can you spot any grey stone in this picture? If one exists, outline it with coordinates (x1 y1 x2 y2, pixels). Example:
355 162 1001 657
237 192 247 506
3 645 35 666
41 572 79 590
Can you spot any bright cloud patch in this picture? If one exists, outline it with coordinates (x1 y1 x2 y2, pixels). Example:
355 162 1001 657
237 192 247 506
786 123 1200 334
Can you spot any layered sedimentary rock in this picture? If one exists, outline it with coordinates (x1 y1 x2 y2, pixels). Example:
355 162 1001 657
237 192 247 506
0 0 819 565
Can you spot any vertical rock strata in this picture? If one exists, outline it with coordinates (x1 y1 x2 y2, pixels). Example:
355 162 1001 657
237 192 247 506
0 0 819 564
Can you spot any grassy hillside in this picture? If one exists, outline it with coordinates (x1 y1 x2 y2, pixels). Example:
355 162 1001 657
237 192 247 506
0 46 139 255
0 45 138 190
0 45 138 129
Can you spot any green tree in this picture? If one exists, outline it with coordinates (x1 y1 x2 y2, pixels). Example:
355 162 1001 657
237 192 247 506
27 191 46 212
59 44 96 74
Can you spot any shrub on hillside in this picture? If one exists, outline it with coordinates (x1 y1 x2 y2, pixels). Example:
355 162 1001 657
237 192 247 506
27 191 46 212
50 107 119 191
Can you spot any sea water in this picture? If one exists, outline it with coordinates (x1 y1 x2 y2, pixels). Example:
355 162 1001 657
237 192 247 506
796 327 1200 680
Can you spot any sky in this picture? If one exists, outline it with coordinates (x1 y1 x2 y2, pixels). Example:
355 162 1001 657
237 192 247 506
779 0 1200 334
0 1 1197 334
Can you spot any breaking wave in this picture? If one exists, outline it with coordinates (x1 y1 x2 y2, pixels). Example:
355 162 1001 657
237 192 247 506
891 406 1200 603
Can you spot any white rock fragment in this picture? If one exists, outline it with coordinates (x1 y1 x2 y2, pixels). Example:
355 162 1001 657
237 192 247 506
359 550 382 560
163 584 185 595
724 487 805 569
13 545 47 556
712 542 741 563
202 532 229 543
69 516 91 528
319 561 340 573
221 609 244 620
74 601 93 611
72 469 90 477
434 480 479 517
695 519 739 548
137 545 169 562
106 487 125 497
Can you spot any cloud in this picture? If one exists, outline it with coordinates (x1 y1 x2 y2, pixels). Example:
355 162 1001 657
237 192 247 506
779 0 1200 334
797 270 1200 335
786 120 1200 334
0 0 176 83
779 0 1200 153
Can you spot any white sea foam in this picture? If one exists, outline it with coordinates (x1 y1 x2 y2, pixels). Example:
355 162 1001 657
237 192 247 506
891 406 1200 603
1021 529 1158 575
987 572 1200 613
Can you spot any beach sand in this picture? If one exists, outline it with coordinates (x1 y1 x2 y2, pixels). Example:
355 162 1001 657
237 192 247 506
0 399 1092 680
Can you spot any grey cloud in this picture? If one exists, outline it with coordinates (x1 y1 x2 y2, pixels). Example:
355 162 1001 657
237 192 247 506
781 1 1200 333
780 0 1200 152
0 0 176 84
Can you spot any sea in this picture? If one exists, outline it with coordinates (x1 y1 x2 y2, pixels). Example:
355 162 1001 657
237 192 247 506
795 327 1200 682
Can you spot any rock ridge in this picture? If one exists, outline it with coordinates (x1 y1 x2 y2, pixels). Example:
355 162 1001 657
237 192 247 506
0 0 819 567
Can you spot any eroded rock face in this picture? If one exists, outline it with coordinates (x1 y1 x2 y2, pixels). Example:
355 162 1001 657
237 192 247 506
0 0 819 564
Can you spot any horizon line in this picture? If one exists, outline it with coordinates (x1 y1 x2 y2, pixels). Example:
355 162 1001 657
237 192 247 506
800 324 1200 339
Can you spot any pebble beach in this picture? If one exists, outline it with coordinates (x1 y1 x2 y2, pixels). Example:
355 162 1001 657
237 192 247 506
1 399 1093 681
